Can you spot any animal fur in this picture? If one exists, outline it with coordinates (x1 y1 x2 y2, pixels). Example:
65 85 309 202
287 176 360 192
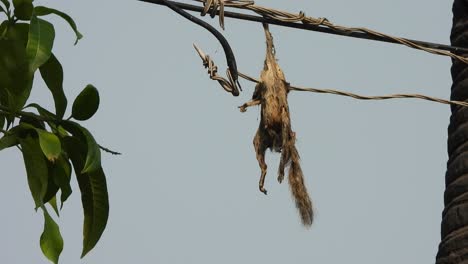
240 24 313 226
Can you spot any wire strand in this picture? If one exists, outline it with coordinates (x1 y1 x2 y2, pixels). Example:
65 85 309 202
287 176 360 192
194 0 468 64
138 0 468 60
239 72 468 107
194 45 468 108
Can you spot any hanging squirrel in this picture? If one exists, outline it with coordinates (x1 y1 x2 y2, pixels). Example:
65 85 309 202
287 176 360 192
239 23 313 226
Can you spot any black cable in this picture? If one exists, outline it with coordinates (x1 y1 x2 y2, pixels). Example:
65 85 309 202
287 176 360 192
139 0 468 55
143 0 240 96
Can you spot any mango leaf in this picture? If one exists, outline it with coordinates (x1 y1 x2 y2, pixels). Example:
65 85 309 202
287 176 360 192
79 167 108 258
0 113 5 129
6 23 29 45
48 196 60 217
71 85 99 121
1 24 31 111
24 104 68 139
19 114 45 130
39 54 67 118
42 169 59 210
0 39 34 111
13 0 33 20
34 6 83 45
42 168 60 217
55 125 69 138
0 134 18 150
19 136 48 209
0 87 9 110
25 103 56 119
0 40 12 101
52 155 72 209
26 15 55 73
0 20 7 38
61 121 101 173
40 207 64 264
1 0 10 10
62 136 108 258
7 122 31 137
34 128 61 162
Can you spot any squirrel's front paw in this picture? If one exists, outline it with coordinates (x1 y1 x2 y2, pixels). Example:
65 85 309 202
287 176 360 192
239 105 247 112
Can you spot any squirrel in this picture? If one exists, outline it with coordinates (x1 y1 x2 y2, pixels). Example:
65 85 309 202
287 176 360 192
240 23 314 226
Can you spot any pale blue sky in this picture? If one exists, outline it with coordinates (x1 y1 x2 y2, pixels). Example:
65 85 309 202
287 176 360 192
1 0 451 263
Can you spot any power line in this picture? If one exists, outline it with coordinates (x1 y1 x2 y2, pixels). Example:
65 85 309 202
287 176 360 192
138 0 468 55
193 44 468 108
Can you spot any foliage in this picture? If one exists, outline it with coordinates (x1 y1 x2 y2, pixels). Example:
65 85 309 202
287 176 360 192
0 0 109 263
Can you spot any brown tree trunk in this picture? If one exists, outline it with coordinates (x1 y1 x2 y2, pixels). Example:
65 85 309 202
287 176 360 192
436 1 468 263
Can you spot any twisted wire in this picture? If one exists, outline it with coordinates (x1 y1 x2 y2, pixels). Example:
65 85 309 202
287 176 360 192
194 0 468 64
200 0 226 29
194 46 468 108
193 44 239 94
239 72 468 107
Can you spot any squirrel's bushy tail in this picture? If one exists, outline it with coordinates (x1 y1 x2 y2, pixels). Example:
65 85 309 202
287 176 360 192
288 145 313 226
278 107 313 226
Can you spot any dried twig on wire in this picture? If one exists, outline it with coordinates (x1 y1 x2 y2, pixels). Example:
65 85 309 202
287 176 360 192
194 46 468 108
194 0 468 64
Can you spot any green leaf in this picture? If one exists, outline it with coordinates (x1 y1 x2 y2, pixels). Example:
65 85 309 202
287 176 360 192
5 22 29 45
52 155 72 209
42 173 60 217
39 54 67 119
42 169 59 207
25 103 56 119
62 136 108 257
13 0 33 20
0 20 8 39
71 85 100 121
55 125 69 138
33 128 61 162
19 114 45 130
1 0 10 10
1 23 31 111
34 6 83 45
7 122 32 136
40 207 64 264
26 15 55 73
0 134 18 150
0 39 34 111
19 136 48 209
0 113 5 129
0 87 9 109
80 167 108 257
61 121 101 173
48 196 60 217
